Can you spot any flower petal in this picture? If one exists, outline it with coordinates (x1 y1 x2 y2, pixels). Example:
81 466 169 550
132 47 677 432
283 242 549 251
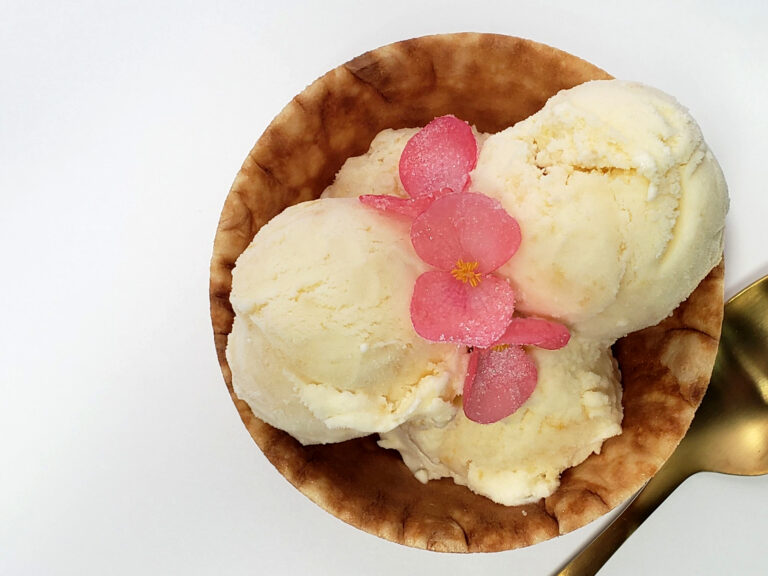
359 188 453 219
463 345 537 424
410 192 521 273
497 317 571 350
399 115 477 198
410 270 515 347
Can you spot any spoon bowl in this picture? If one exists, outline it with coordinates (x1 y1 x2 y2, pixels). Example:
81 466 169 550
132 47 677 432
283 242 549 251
558 274 768 575
683 274 768 477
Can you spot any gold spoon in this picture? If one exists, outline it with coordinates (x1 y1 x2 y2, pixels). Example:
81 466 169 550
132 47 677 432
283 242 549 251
557 274 768 576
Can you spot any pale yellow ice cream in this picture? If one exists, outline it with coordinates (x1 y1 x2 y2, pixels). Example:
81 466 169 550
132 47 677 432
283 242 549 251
379 337 622 505
227 198 468 445
322 128 419 199
228 79 727 504
472 80 728 341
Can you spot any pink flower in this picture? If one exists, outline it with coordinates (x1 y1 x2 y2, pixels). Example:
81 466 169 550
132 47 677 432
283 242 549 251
359 116 570 423
463 318 570 424
408 191 520 348
360 115 477 218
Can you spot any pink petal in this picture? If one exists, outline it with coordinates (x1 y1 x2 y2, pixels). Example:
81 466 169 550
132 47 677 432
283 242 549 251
359 188 453 219
463 345 538 424
497 317 571 350
399 115 478 198
410 270 515 347
410 192 521 273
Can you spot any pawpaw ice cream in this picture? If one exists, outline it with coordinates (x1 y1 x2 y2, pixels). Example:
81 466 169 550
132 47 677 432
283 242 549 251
378 336 622 506
227 198 468 445
228 79 726 505
473 80 728 342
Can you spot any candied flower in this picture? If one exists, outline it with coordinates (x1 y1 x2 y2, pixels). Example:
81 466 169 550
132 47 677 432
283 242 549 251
360 115 477 218
409 191 520 348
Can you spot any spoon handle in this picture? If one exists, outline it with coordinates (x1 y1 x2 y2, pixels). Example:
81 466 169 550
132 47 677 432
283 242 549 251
555 456 691 576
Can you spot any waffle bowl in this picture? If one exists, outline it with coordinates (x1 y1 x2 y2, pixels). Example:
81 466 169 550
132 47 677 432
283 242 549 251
209 33 724 552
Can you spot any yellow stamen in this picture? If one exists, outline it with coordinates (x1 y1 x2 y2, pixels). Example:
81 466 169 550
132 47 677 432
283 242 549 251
450 259 482 287
491 343 510 352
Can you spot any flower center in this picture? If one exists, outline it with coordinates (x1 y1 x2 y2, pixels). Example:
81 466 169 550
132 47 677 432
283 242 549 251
451 259 482 287
491 343 510 352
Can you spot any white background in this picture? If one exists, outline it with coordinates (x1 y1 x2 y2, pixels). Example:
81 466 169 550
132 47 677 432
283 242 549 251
2 1 767 574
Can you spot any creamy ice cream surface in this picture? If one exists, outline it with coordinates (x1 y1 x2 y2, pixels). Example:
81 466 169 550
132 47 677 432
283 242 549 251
322 128 419 200
472 80 728 341
379 337 622 505
227 198 468 445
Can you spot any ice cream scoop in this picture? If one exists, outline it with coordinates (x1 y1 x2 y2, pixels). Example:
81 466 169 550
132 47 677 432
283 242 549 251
472 80 728 342
227 197 468 445
379 336 622 505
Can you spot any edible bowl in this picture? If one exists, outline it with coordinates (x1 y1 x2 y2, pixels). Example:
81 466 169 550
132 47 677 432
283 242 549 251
209 33 724 552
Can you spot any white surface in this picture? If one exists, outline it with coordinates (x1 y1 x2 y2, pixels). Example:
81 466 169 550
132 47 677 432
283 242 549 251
1 1 766 574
